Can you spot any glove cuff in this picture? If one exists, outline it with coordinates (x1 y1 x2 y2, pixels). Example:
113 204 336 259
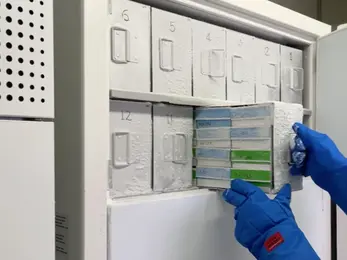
250 220 319 260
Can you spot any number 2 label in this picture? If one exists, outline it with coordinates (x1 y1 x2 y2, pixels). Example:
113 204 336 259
121 111 132 121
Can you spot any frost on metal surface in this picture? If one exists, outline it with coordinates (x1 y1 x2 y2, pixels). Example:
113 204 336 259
192 20 226 100
152 8 192 96
153 104 193 192
280 45 304 104
255 38 280 103
109 100 152 198
109 0 151 92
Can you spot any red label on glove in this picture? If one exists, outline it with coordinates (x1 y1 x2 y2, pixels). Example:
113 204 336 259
264 232 284 252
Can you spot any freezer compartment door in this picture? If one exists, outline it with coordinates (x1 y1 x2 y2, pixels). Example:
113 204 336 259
316 27 347 260
108 190 253 260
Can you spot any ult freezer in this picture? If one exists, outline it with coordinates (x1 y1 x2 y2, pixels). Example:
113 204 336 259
52 1 336 260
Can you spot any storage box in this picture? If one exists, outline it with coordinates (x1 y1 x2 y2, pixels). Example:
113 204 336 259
193 102 303 193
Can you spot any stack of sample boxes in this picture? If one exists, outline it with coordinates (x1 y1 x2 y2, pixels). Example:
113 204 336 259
193 105 273 191
193 102 304 193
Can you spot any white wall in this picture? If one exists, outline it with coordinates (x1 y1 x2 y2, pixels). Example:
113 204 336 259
271 0 347 26
321 0 347 26
270 0 318 19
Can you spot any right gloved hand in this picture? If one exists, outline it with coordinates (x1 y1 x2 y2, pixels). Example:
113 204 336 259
290 122 347 213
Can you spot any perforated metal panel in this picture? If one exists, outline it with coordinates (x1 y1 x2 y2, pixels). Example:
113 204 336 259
0 0 54 118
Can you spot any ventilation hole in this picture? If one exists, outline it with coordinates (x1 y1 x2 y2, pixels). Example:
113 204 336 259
7 95 13 101
6 56 12 62
6 29 12 36
41 62 45 66
18 32 24 38
30 47 34 52
30 35 34 40
30 73 35 78
40 1 44 5
40 38 44 42
6 3 12 9
6 42 12 49
30 0 34 2
6 16 12 23
41 99 45 103
41 74 45 79
40 25 44 30
18 19 23 25
30 97 35 102
41 86 45 91
0 95 1 100
18 83 24 89
6 82 13 88
29 22 34 27
6 69 13 75
19 96 24 102
18 45 24 51
30 60 35 65
30 85 35 89
18 7 23 12
29 10 34 15
18 71 24 76
40 50 44 54
18 58 24 63
40 13 44 18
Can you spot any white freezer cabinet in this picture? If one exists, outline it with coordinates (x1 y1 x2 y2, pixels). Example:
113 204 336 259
108 0 304 104
109 100 193 198
54 0 342 259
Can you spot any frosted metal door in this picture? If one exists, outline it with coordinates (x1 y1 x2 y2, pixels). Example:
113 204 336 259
152 9 192 96
192 20 226 100
255 38 280 102
109 100 152 198
316 27 347 260
109 0 151 92
280 46 304 104
227 30 255 103
153 104 193 192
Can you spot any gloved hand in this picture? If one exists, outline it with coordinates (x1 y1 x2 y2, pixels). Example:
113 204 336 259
290 122 347 214
223 179 319 260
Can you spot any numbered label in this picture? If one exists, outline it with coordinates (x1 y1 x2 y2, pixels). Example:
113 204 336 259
166 114 173 125
264 47 270 56
122 9 129 21
121 110 132 121
169 21 176 32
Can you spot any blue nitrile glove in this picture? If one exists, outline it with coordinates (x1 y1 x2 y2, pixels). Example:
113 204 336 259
223 179 319 260
290 122 347 214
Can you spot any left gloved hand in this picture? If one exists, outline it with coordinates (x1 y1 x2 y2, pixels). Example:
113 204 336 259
222 179 319 260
